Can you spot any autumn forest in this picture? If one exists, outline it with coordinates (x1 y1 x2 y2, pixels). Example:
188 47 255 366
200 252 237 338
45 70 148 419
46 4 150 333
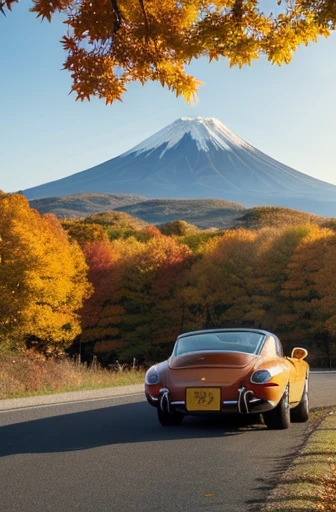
1 191 336 368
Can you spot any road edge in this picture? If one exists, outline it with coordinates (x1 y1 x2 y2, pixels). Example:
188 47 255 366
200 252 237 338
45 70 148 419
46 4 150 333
259 407 336 512
0 384 144 412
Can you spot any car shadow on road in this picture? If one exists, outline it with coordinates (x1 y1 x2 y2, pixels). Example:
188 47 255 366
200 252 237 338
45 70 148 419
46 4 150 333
0 401 265 458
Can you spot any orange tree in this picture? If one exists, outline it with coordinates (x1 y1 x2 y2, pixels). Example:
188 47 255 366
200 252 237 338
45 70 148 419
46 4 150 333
115 235 193 361
80 235 193 362
79 238 144 359
2 1 335 103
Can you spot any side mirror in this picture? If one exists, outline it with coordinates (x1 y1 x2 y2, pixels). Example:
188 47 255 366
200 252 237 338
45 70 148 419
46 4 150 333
291 347 308 360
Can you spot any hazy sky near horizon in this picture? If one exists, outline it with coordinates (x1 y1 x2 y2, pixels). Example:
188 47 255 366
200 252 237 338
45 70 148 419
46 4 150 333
1 2 336 193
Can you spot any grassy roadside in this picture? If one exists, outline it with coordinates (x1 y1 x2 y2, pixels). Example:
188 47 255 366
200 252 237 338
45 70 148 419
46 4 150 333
0 353 144 400
261 408 336 512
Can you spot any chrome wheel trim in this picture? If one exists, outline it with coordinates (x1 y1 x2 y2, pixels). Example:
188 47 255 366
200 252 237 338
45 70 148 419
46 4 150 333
284 384 290 410
303 376 309 412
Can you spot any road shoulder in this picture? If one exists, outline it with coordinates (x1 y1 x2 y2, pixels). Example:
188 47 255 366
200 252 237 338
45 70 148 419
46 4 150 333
260 408 336 512
0 384 144 411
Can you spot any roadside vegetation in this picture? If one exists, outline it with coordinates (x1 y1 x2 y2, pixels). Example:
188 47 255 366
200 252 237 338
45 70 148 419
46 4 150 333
261 408 336 512
0 352 144 400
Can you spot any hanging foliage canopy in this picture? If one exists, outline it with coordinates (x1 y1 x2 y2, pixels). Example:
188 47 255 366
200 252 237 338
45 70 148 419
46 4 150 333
2 1 335 103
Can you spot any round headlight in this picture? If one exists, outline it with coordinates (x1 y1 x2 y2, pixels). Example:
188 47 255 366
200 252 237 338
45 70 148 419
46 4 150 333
145 366 160 385
250 370 272 384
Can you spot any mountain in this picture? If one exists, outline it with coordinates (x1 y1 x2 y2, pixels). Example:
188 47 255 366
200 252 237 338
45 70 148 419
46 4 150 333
24 117 336 216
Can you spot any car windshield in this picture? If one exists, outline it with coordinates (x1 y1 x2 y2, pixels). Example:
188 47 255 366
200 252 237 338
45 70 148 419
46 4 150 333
174 331 265 356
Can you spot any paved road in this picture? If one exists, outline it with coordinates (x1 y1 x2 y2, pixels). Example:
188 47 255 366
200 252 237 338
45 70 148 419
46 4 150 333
0 374 335 512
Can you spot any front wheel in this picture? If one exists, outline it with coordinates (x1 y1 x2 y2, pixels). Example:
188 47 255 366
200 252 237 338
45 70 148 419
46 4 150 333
157 407 184 426
263 384 290 430
291 375 309 423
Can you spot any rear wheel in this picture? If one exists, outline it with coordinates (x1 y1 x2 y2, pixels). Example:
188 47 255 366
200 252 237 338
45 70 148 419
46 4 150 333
157 407 184 426
291 374 309 423
263 384 290 430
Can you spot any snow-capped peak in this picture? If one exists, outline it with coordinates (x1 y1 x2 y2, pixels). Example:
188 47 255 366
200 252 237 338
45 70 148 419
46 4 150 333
123 117 251 158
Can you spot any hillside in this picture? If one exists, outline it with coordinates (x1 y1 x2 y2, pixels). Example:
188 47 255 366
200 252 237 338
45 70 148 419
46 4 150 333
235 206 326 230
30 193 146 218
80 211 148 230
115 199 246 228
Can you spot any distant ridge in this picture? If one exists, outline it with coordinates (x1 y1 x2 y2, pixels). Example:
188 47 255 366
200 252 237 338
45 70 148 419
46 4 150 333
29 193 327 230
24 117 336 216
29 193 146 218
114 198 246 228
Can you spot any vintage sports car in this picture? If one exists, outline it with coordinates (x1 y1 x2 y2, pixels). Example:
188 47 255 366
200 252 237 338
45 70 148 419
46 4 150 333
145 329 309 429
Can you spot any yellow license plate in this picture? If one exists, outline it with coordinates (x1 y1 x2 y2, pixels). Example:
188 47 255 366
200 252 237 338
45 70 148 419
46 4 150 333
186 388 221 411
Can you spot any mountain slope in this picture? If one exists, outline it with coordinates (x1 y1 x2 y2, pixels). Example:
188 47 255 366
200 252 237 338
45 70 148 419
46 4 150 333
24 117 336 216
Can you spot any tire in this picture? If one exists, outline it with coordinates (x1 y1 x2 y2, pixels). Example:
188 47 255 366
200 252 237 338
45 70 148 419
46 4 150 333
290 374 309 423
157 407 184 426
263 384 290 430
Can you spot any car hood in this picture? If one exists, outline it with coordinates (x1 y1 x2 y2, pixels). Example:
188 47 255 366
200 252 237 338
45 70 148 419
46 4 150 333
168 351 257 369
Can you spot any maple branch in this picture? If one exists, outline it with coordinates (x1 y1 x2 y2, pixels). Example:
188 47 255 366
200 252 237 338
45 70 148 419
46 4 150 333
138 0 150 42
0 1 7 16
232 0 243 18
111 0 121 34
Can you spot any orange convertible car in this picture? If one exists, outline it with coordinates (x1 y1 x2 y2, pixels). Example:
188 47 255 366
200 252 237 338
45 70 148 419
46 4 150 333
145 329 309 429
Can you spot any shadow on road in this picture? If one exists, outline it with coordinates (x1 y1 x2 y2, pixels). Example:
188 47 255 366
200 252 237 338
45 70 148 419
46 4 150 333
0 401 265 458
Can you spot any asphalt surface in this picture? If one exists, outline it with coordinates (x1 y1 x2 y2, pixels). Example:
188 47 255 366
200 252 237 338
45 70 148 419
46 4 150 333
0 373 335 512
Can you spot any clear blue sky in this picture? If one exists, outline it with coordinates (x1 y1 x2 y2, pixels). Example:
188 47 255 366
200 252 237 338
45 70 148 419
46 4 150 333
1 2 336 192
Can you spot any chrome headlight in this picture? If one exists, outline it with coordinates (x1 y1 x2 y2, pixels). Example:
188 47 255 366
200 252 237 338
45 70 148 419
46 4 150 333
145 366 160 385
250 370 272 384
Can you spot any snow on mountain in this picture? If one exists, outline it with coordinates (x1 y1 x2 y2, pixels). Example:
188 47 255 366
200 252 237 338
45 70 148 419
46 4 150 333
123 117 251 157
23 117 336 217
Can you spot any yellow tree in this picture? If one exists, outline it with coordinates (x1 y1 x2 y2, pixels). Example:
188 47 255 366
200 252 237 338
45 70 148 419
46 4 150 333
315 239 336 338
182 229 261 330
181 224 316 336
0 192 91 352
3 0 334 103
0 193 33 348
61 219 109 248
281 224 335 360
247 224 316 335
309 234 336 366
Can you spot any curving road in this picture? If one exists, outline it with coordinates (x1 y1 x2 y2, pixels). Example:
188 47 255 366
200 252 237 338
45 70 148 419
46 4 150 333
0 374 335 512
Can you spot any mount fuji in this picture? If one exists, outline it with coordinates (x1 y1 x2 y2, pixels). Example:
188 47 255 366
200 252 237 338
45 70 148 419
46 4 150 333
23 117 336 215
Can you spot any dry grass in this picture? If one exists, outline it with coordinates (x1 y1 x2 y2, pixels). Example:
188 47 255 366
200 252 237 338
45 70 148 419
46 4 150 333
261 408 336 512
0 352 144 399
